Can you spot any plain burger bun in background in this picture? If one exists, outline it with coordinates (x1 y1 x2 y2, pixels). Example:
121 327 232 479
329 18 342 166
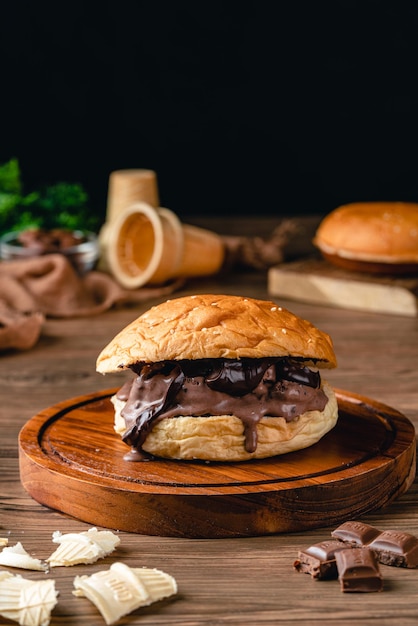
313 201 418 274
97 294 338 462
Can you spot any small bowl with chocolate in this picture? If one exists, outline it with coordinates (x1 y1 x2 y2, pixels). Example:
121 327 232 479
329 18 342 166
0 228 99 274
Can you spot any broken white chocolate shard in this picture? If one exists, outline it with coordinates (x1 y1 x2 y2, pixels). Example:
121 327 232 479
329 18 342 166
47 527 120 567
131 565 178 601
73 562 177 625
0 537 8 547
0 571 58 626
0 542 47 571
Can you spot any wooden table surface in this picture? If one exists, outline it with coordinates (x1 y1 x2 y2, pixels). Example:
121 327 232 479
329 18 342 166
1 222 418 625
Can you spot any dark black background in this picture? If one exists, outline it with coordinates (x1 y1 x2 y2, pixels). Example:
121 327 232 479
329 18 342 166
2 0 418 223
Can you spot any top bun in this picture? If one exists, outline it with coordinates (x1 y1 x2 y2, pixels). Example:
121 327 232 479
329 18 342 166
314 202 418 266
96 294 337 372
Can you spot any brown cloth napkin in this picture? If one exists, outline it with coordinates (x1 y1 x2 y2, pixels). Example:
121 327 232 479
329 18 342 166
0 254 182 351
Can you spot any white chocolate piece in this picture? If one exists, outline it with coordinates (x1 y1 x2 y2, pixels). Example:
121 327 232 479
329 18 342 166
0 572 58 626
0 542 47 571
47 527 120 567
73 562 177 625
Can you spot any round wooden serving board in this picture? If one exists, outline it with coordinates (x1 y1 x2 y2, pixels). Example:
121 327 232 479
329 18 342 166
19 388 416 538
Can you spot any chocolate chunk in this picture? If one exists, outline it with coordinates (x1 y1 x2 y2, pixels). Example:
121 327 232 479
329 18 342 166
294 540 348 580
331 521 381 547
368 530 418 568
335 547 383 593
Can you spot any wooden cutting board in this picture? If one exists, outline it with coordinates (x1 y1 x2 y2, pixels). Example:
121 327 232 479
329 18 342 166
268 257 418 316
18 388 416 538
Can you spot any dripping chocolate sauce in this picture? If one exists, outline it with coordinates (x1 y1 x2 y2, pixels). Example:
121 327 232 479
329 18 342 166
116 357 328 460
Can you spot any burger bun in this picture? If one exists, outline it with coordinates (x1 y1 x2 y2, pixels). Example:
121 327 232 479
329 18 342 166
314 202 418 275
97 294 337 372
111 381 338 461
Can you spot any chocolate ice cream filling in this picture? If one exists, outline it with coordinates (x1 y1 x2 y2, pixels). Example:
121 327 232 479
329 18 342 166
117 357 328 455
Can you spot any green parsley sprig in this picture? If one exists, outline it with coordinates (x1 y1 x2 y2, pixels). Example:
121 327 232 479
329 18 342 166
0 158 99 235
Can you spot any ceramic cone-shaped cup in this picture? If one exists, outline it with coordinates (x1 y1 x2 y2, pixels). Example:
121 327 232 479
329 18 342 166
98 169 160 272
106 169 160 223
105 202 225 288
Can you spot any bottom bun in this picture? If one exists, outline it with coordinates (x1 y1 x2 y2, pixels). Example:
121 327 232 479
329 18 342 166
320 250 418 276
111 381 338 462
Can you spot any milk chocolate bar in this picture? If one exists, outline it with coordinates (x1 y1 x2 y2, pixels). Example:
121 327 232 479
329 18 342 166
332 522 418 568
367 530 418 568
331 521 381 547
294 540 348 580
335 547 383 593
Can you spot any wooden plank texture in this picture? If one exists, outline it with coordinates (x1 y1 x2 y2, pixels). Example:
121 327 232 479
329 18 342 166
268 258 418 316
